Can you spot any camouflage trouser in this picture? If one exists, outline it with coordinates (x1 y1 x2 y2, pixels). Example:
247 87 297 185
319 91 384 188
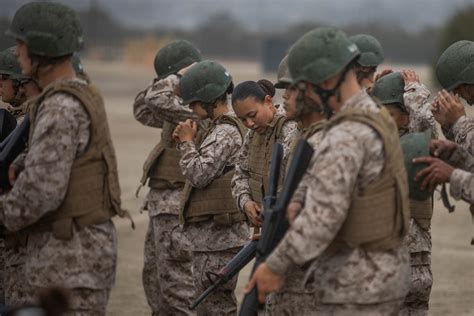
192 248 241 316
5 264 34 307
142 214 195 316
4 233 30 307
265 267 315 316
400 253 432 316
308 299 404 316
30 287 111 316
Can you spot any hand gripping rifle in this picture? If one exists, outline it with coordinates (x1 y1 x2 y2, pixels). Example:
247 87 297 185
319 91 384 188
239 139 314 316
190 142 284 310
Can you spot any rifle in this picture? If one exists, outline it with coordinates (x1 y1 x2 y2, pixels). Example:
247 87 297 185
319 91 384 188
239 139 314 316
0 114 30 190
190 142 284 310
0 109 17 142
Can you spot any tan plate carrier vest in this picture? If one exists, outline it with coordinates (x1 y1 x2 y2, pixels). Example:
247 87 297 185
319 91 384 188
326 107 410 251
247 114 288 204
180 114 247 226
26 80 131 240
139 120 186 193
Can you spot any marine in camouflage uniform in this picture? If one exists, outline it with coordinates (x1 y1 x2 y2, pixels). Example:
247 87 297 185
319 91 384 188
349 34 384 91
248 28 411 315
1 3 129 314
442 144 474 203
372 71 438 315
0 46 35 307
265 55 326 316
436 41 474 204
231 100 298 222
133 40 201 315
176 61 249 315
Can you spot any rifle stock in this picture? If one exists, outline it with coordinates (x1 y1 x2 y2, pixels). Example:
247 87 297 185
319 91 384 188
239 139 314 316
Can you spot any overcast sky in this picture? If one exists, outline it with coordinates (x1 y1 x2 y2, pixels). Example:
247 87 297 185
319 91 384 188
3 0 474 32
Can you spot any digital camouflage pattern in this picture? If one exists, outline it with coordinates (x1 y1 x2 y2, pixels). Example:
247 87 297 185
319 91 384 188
403 82 439 139
133 74 197 314
191 248 240 316
0 79 117 314
142 215 194 316
177 115 248 314
447 145 474 204
266 126 325 316
442 115 474 157
400 80 438 315
266 90 410 313
231 118 298 211
177 116 248 253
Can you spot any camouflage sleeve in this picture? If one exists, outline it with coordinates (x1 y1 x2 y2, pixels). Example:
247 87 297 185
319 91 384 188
278 120 299 166
132 86 163 128
0 93 90 232
141 75 197 125
404 82 439 138
266 122 383 275
231 131 253 211
442 115 474 156
178 123 242 189
450 169 474 204
446 145 474 172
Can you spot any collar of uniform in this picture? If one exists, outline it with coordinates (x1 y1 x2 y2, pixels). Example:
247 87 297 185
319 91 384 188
266 112 281 128
340 89 370 112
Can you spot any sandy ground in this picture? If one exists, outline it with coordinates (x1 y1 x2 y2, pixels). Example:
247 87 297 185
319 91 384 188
82 60 474 315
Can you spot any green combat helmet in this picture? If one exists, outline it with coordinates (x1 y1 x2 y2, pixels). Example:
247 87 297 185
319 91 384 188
349 34 384 68
371 72 406 112
274 55 292 89
179 60 232 105
288 27 360 118
289 27 360 86
0 47 28 80
400 131 431 201
154 40 202 80
436 40 474 91
6 2 83 57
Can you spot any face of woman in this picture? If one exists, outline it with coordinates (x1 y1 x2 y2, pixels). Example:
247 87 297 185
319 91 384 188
384 104 409 130
15 41 32 76
233 95 275 134
0 76 15 103
283 86 299 120
189 101 208 120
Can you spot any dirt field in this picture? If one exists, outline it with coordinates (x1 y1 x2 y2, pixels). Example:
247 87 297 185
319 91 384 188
83 60 474 315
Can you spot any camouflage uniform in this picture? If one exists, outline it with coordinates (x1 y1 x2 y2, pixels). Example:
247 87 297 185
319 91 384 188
440 114 474 204
266 90 411 314
265 125 325 316
446 145 474 204
177 115 249 316
399 81 438 315
0 79 117 314
442 115 474 156
134 74 196 315
231 117 298 211
403 82 439 138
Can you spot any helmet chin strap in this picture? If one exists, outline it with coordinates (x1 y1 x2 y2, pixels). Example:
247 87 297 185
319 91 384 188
203 101 218 119
311 65 352 119
295 87 323 121
12 80 26 107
